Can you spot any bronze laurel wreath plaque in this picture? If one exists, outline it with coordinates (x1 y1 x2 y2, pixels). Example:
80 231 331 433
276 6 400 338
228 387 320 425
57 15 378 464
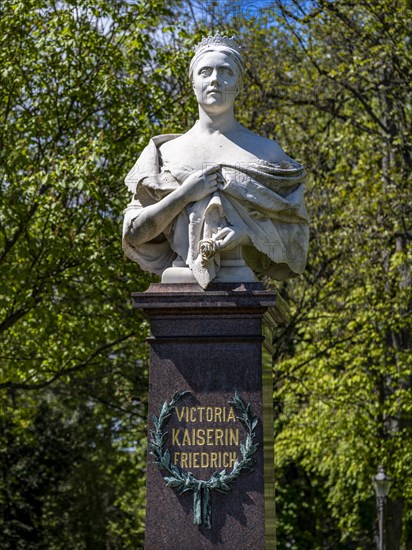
149 391 259 529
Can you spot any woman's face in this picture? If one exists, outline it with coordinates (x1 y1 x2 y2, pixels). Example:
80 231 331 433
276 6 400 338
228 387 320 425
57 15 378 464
192 50 240 114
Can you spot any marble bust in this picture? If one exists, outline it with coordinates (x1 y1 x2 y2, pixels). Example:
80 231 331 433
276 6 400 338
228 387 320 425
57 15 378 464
123 33 309 288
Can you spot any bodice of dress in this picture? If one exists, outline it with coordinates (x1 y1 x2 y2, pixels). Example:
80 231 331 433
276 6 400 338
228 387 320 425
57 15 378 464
123 134 309 288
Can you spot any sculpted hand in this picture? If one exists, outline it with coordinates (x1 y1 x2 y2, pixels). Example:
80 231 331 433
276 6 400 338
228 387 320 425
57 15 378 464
213 226 251 251
179 164 220 204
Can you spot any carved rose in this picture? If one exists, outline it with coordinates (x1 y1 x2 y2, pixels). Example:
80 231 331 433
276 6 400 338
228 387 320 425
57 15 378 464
199 238 217 267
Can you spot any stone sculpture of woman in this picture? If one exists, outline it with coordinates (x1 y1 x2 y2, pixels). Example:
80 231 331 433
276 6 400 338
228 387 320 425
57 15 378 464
123 34 309 288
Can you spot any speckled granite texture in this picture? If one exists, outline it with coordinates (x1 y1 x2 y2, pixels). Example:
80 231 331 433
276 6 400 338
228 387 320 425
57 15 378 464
133 283 277 550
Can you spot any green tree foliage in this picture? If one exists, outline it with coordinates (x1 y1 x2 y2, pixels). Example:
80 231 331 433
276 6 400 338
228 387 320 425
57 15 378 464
0 0 197 547
2 0 411 547
230 1 412 547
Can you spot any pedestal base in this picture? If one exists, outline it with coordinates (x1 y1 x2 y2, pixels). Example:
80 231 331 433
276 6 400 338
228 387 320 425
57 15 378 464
161 265 257 284
133 283 284 550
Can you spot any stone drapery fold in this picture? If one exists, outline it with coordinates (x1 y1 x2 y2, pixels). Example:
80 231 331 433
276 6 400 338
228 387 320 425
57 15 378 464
123 135 309 286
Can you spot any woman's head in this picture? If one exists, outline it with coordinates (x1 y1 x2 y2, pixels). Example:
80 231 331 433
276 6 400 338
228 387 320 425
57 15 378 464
190 34 244 114
189 33 244 85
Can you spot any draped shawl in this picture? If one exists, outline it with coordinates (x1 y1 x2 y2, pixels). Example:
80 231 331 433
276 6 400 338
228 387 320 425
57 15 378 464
123 134 309 287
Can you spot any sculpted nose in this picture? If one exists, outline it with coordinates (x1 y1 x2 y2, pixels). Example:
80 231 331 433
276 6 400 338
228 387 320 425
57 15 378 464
210 70 220 86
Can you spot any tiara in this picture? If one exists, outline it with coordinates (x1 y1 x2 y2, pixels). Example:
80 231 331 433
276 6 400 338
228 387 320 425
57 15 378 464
194 32 241 54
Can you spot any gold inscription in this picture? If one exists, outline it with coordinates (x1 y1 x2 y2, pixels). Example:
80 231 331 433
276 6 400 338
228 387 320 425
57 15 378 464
172 427 239 447
172 429 181 445
171 405 241 470
215 428 223 446
172 451 237 470
197 428 205 446
174 405 236 424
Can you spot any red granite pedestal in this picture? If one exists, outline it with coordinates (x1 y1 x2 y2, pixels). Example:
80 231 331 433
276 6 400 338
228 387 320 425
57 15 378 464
133 283 284 550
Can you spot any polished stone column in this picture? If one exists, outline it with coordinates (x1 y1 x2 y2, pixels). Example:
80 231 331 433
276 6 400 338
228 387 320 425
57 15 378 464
133 282 285 550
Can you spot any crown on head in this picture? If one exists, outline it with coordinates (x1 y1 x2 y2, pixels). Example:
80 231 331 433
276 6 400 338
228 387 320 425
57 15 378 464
194 32 241 54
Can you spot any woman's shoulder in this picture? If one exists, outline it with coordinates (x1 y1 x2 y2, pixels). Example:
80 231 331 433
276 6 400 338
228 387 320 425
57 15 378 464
158 134 193 163
158 132 202 169
237 126 292 163
158 133 190 153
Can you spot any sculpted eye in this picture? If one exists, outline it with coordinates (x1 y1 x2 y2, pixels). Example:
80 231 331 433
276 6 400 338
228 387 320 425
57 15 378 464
199 68 212 76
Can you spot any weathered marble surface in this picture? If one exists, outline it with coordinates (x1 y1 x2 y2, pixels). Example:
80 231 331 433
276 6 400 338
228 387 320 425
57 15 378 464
123 34 309 288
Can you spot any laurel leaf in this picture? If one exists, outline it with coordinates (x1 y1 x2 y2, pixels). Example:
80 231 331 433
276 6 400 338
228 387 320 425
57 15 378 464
165 477 183 487
149 391 259 528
